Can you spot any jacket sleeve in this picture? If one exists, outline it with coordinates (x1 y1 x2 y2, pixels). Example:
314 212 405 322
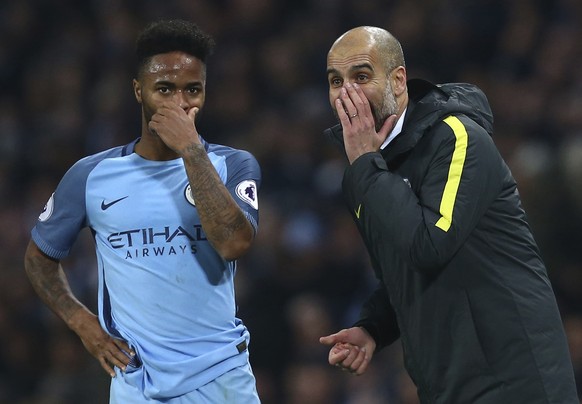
353 282 400 351
343 115 505 275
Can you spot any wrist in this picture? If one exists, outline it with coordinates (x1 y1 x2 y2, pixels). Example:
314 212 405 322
66 306 93 333
358 326 377 352
180 142 205 158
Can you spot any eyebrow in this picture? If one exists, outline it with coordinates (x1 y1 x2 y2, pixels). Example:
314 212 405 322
351 63 374 72
326 63 374 76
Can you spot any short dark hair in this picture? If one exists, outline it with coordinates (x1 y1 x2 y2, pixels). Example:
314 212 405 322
135 19 215 77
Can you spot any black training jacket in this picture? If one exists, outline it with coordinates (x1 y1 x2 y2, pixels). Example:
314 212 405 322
325 79 578 403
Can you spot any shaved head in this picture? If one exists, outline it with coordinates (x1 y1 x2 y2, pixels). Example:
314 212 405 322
326 26 409 132
330 26 405 74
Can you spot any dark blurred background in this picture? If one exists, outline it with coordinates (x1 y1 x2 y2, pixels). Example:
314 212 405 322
1 0 581 403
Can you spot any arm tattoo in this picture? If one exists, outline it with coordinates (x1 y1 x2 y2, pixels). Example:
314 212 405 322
24 245 83 325
181 144 249 246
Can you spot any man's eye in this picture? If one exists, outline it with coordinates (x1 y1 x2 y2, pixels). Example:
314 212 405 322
330 78 342 87
187 87 200 94
158 87 170 94
356 74 368 82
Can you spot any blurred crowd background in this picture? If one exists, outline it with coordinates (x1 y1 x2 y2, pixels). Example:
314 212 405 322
1 0 581 403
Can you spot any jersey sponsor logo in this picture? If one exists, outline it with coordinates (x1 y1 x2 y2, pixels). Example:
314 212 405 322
235 180 258 210
101 196 129 210
108 225 207 248
39 193 55 222
107 225 207 260
184 185 195 206
123 244 198 259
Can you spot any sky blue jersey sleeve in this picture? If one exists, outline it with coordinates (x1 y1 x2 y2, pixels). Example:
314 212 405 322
31 147 125 259
210 145 261 234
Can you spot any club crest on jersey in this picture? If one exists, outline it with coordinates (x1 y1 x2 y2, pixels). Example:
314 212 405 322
184 185 195 206
39 193 55 222
236 180 258 210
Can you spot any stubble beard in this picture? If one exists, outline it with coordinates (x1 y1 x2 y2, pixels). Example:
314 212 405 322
334 82 398 132
373 81 398 132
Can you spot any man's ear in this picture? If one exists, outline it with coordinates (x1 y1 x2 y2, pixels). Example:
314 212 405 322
133 79 142 103
391 66 407 97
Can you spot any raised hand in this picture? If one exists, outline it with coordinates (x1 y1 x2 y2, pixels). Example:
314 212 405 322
148 103 201 154
335 83 397 164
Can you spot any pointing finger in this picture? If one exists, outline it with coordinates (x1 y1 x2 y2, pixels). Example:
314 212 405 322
320 333 339 346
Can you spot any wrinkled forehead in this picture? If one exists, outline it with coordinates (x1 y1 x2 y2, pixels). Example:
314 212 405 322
327 40 380 73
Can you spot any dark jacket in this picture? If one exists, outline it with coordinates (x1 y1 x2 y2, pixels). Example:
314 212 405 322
326 79 578 403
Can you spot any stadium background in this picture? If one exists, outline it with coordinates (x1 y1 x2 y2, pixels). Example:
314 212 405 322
1 0 581 402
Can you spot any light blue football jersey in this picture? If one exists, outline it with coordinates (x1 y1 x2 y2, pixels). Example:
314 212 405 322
32 138 261 399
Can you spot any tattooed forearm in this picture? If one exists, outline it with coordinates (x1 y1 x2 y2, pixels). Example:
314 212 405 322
181 143 253 259
192 181 248 242
24 241 84 326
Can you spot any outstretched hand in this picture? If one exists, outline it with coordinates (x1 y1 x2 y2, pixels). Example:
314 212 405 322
335 82 397 164
319 326 376 375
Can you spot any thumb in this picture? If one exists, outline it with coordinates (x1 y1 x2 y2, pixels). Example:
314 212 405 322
378 114 398 142
319 334 338 346
188 107 199 123
319 329 348 346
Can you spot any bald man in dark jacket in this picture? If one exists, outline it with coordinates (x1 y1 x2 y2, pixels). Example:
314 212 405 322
320 26 578 403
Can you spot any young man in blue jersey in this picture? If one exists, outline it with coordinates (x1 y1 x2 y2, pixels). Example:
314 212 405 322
24 20 261 403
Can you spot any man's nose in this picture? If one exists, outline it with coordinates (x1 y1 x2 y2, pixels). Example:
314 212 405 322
173 90 189 109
